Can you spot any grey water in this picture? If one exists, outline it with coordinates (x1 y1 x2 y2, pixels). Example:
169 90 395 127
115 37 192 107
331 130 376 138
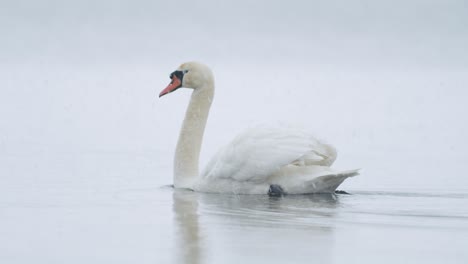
1 153 467 264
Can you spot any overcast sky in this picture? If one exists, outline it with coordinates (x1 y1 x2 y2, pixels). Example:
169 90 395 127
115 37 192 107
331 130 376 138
1 0 467 68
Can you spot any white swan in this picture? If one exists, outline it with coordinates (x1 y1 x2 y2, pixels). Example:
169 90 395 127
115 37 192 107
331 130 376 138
159 62 359 195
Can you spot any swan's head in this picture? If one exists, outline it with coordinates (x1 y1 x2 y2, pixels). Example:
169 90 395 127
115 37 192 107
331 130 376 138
159 61 214 98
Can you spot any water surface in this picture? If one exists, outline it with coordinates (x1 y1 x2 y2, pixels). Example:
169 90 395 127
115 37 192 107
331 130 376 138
1 154 467 264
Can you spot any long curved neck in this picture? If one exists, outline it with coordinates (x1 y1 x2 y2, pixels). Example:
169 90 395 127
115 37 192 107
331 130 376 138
174 83 214 189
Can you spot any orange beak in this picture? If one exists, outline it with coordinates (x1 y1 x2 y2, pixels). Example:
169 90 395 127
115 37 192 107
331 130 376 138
159 75 182 98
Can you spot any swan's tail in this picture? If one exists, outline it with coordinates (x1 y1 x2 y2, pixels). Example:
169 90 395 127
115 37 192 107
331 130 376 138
303 169 360 193
277 167 360 194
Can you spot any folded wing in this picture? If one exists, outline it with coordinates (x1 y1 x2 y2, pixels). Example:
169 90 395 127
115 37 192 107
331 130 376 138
201 125 337 183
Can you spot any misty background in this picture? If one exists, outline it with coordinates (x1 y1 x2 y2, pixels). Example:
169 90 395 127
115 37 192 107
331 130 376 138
1 0 468 192
1 1 468 263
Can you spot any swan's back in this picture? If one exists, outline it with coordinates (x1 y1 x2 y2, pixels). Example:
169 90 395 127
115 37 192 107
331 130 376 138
197 125 348 194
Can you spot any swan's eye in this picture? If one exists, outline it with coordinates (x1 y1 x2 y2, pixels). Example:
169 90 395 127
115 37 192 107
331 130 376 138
183 70 189 74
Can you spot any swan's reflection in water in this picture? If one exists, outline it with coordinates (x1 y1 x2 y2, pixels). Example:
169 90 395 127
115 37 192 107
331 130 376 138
173 190 341 264
173 190 203 264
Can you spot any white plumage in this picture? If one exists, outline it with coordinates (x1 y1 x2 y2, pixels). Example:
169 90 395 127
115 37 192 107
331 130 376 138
159 62 359 194
196 125 358 194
